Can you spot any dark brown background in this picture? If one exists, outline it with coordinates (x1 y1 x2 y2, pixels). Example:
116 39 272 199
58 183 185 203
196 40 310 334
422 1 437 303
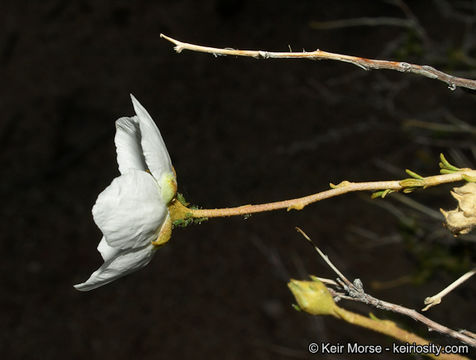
2 1 475 359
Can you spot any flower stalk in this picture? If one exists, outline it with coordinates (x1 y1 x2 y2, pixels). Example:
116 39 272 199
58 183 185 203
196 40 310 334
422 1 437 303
171 169 476 221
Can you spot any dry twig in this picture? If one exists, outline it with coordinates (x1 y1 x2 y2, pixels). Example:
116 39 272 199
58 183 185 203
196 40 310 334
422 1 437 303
160 34 476 91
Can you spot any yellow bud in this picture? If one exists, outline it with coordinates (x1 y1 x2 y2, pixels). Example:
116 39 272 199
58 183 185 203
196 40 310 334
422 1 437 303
287 279 337 316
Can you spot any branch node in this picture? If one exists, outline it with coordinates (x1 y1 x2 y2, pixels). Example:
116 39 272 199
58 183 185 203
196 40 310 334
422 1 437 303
399 62 411 72
258 50 270 59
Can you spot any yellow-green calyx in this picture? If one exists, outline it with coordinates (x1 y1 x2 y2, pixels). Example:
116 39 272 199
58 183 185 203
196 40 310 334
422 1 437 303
287 279 338 316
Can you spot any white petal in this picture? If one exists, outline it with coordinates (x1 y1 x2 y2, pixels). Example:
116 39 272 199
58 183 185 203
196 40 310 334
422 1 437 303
92 170 167 249
97 237 120 262
74 244 156 291
130 94 173 180
115 116 147 174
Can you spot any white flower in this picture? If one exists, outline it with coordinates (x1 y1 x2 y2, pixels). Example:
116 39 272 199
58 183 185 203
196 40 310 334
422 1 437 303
74 95 177 291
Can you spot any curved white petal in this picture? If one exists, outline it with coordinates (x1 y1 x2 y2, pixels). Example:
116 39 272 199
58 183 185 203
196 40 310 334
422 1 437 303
92 170 167 249
130 94 173 180
115 116 147 174
97 237 120 262
74 244 156 291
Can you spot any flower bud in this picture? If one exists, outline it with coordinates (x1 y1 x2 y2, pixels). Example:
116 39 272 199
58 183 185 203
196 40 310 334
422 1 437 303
287 279 337 316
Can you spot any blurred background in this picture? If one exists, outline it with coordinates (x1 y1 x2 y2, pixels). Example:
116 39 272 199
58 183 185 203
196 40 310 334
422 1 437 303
2 0 476 359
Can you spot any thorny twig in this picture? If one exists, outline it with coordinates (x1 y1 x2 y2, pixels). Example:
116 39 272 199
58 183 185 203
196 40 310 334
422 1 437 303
296 228 476 347
160 34 476 91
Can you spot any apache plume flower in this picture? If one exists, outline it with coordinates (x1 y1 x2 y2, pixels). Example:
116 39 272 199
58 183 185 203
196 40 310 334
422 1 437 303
75 95 177 291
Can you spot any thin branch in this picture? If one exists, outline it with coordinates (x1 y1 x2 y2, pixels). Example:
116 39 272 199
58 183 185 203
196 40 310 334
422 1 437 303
300 231 476 347
160 34 476 91
422 268 476 311
343 286 476 347
460 330 476 340
296 227 352 287
169 170 476 220
313 277 339 287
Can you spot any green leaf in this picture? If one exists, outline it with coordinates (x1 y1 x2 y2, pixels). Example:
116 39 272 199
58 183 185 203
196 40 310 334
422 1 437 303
439 153 460 172
405 169 424 179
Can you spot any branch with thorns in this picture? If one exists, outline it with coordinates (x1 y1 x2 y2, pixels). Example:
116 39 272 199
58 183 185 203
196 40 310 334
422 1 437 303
160 34 476 91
